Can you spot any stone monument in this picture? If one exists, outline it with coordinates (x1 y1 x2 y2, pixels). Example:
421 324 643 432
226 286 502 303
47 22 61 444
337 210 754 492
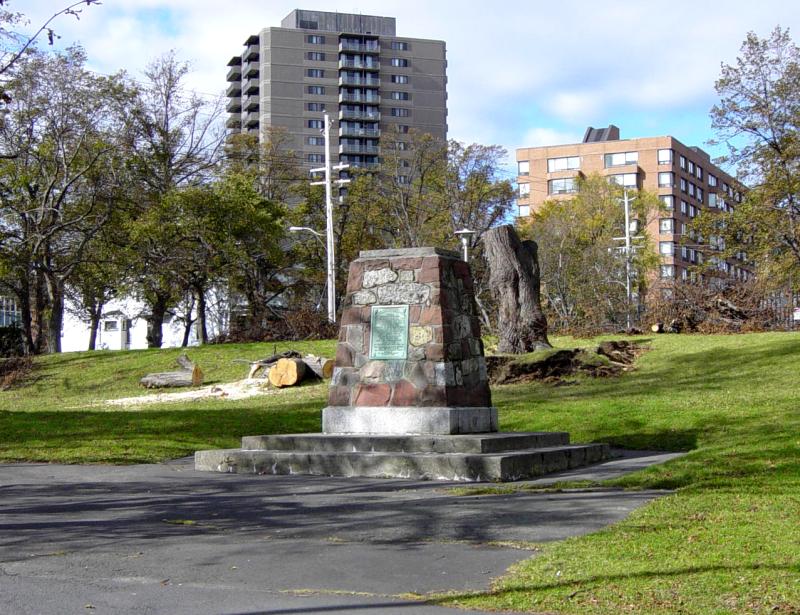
195 247 610 481
323 247 496 435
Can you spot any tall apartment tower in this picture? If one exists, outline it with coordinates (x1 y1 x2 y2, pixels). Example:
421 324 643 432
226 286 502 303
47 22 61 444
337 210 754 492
516 126 750 283
225 9 447 169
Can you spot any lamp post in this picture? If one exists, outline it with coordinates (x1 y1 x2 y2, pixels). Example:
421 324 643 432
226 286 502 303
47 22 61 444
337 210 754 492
454 228 476 262
288 226 334 323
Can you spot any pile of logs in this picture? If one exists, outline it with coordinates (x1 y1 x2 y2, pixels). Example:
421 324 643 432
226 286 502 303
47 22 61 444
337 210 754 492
240 350 334 388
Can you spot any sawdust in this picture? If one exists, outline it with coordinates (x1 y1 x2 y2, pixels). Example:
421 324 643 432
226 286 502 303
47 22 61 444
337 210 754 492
105 378 276 407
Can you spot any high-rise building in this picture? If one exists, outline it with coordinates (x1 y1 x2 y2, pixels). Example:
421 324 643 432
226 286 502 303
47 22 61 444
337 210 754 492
516 125 750 283
225 9 447 170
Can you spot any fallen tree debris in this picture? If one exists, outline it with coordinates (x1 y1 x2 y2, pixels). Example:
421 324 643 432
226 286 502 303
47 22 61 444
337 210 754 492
140 354 203 389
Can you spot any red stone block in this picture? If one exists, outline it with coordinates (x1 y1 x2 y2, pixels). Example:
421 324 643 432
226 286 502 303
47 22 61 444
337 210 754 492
354 383 392 406
417 257 442 283
408 305 421 323
364 259 390 271
341 307 362 325
335 344 354 367
432 326 444 344
420 384 447 406
425 343 445 361
346 268 364 293
327 385 352 406
419 307 443 326
391 379 419 406
392 257 423 270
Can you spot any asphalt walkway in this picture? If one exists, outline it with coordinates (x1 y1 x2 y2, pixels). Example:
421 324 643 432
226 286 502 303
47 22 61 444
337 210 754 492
0 450 682 614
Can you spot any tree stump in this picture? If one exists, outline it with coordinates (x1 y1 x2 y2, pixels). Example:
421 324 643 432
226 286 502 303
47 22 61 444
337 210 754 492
483 225 551 353
268 357 307 387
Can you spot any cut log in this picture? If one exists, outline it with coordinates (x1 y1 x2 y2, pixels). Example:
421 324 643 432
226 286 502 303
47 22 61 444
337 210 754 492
483 225 551 353
268 357 307 388
234 350 303 379
140 355 203 388
303 355 334 379
651 323 664 333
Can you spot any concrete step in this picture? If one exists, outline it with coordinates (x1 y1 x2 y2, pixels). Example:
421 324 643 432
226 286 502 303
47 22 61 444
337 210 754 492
194 442 611 482
240 432 571 454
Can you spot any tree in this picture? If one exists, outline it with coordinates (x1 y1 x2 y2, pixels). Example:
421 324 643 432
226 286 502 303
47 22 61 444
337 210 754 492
0 46 130 352
124 51 224 347
519 174 660 333
709 27 800 284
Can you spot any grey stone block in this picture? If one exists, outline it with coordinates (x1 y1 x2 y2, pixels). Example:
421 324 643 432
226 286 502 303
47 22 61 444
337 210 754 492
359 247 460 260
321 406 498 435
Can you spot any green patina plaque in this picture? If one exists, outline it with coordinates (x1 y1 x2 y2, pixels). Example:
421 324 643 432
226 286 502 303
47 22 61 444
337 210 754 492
369 305 409 360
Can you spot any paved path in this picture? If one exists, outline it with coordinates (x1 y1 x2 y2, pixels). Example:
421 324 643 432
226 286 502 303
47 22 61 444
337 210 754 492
0 450 681 614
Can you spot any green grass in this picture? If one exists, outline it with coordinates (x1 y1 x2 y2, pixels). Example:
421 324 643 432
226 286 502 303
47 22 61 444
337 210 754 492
1 332 799 613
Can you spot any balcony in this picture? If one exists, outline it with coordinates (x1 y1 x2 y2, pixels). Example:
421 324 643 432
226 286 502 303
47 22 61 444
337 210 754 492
226 65 241 82
339 107 380 122
244 111 259 128
243 43 259 62
345 159 380 170
226 82 241 97
225 114 240 129
338 57 380 71
339 74 380 87
339 40 380 54
339 126 380 138
340 143 379 155
243 62 259 78
243 78 259 95
226 97 242 113
243 95 259 111
339 91 380 104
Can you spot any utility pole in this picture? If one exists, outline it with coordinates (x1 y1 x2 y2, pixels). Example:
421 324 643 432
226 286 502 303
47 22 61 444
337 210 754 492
310 112 349 323
613 189 643 330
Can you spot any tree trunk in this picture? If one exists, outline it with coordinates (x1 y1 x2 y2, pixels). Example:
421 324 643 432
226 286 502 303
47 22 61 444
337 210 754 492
194 284 208 344
146 292 170 349
44 273 64 353
87 301 103 351
483 225 551 353
268 357 307 387
180 295 195 348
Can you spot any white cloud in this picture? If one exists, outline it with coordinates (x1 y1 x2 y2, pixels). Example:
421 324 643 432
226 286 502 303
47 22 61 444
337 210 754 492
518 127 582 149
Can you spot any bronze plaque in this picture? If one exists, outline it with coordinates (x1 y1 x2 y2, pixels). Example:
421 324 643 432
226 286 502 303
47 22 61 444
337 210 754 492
369 305 409 360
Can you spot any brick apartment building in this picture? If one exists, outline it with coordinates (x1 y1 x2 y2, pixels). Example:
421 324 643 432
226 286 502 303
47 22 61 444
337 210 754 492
516 125 750 283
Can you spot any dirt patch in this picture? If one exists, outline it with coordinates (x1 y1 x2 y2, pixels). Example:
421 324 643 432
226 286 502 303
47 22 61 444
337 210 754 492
0 356 34 390
487 340 648 385
105 378 278 407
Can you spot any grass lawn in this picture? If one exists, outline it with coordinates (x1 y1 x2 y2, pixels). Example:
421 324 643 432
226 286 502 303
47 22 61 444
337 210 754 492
1 332 799 613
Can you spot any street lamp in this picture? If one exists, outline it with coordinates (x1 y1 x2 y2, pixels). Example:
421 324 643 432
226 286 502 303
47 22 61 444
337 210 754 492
289 226 334 323
454 228 477 262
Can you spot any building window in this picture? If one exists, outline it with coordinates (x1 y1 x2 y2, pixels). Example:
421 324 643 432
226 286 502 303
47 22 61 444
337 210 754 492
604 151 638 167
397 175 410 185
697 187 704 204
661 265 675 278
518 160 530 176
390 107 410 117
390 58 409 67
660 194 674 209
391 41 409 50
548 178 577 194
519 204 531 217
688 182 695 197
659 218 674 234
660 241 675 255
0 296 20 327
689 205 697 218
103 320 119 331
307 51 326 61
708 173 718 187
307 85 325 95
679 155 687 170
688 160 695 175
696 166 703 180
307 68 324 78
658 172 675 187
708 193 718 208
390 91 410 100
391 74 409 84
307 102 325 111
308 119 324 129
658 149 673 165
519 183 530 198
308 153 325 163
608 173 638 188
681 200 688 214
395 125 409 133
680 178 687 193
307 136 325 145
307 35 325 44
547 156 580 172
395 141 408 150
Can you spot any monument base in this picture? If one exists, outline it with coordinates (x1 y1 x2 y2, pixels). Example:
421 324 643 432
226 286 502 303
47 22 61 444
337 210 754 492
321 406 498 435
194 432 612 482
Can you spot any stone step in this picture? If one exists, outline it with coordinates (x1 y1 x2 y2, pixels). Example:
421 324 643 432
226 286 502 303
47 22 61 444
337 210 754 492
194 443 610 482
240 431 570 454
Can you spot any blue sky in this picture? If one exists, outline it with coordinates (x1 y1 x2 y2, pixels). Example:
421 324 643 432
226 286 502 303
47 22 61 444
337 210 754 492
19 0 800 176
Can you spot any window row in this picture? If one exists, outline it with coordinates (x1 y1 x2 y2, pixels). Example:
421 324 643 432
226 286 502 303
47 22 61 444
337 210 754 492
547 156 580 172
604 151 638 168
548 177 577 194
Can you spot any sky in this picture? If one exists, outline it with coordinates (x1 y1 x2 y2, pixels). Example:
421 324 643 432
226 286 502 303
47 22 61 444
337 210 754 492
17 0 800 175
